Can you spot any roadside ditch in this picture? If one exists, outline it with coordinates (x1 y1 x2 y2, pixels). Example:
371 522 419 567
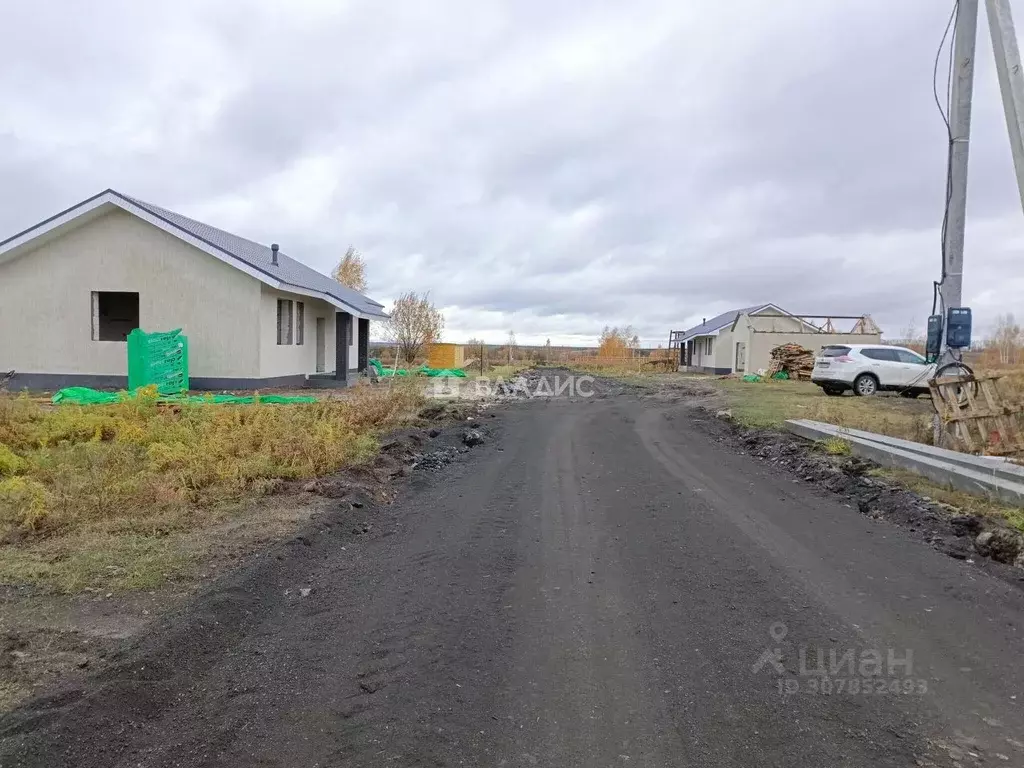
688 404 1024 587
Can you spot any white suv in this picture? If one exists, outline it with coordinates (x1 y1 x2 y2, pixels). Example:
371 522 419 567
811 344 935 397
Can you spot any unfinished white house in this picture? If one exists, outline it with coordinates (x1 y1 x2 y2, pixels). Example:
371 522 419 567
0 189 388 390
669 304 882 375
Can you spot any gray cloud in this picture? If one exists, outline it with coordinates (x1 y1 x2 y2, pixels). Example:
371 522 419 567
2 0 1022 346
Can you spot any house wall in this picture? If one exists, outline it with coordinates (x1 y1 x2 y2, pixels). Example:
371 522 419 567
683 334 732 374
0 209 261 382
745 313 819 333
714 328 735 371
727 313 880 374
258 286 358 379
747 332 883 373
691 337 710 368
679 307 873 375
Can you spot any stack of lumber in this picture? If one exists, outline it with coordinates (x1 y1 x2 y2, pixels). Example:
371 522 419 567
768 343 815 380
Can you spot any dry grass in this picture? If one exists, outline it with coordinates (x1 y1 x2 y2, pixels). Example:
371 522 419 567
712 378 936 443
483 364 533 379
1 530 197 592
567 359 650 376
995 367 1024 400
0 382 423 591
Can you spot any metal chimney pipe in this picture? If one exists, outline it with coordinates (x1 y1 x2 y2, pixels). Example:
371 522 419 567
271 243 279 266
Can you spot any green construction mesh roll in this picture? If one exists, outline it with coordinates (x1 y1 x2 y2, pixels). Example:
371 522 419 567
127 329 189 393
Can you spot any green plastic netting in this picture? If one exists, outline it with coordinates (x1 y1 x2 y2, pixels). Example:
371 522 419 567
419 366 467 378
51 388 317 406
368 358 467 378
127 328 189 393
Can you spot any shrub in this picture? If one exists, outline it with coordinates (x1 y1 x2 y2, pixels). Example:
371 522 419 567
0 444 27 477
821 437 852 456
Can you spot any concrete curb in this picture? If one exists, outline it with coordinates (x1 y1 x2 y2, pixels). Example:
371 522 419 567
787 420 1024 484
784 419 1024 507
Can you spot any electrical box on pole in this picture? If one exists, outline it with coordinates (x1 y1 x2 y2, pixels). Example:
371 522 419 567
926 315 944 360
945 307 973 348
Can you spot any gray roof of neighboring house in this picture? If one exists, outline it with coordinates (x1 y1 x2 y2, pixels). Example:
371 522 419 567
117 192 387 318
678 304 773 342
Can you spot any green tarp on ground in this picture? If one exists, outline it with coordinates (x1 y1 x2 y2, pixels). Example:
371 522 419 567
369 359 408 377
51 387 317 406
739 371 790 383
419 366 468 378
368 359 467 378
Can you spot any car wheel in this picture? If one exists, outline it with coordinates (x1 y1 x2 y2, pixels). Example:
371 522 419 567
823 387 844 397
853 374 878 397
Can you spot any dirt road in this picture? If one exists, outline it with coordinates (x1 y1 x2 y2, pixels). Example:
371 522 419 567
3 375 1024 766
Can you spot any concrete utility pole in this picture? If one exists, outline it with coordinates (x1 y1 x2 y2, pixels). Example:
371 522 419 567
938 0 979 361
987 0 1024 214
938 0 1024 356
931 0 1024 443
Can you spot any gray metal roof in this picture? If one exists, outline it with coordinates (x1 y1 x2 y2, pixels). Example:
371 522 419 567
116 192 387 318
678 304 772 342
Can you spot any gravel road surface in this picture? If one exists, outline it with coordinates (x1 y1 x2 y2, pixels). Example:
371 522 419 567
3 373 1023 767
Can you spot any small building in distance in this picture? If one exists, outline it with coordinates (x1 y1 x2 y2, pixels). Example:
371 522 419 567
428 343 466 370
668 304 882 375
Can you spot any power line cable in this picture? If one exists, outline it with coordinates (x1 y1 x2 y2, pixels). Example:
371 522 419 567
933 1 960 319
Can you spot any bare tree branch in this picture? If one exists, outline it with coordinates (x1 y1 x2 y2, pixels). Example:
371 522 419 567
382 291 444 364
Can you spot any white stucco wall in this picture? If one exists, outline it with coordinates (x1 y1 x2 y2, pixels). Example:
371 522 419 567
714 328 735 370
746 312 817 333
747 332 883 373
258 286 358 378
732 313 882 373
0 209 261 377
688 335 720 368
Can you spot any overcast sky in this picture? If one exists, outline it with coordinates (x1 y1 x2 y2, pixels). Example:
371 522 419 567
3 1 1023 346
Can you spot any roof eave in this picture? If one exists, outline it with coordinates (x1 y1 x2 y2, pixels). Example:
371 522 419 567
275 283 370 317
0 191 284 289
679 327 726 344
0 190 391 313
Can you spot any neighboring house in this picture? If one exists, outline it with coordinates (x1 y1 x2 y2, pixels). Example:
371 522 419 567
669 304 882 374
0 189 388 390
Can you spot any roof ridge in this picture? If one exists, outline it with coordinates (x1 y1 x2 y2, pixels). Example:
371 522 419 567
677 303 781 340
123 193 267 251
112 191 386 317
